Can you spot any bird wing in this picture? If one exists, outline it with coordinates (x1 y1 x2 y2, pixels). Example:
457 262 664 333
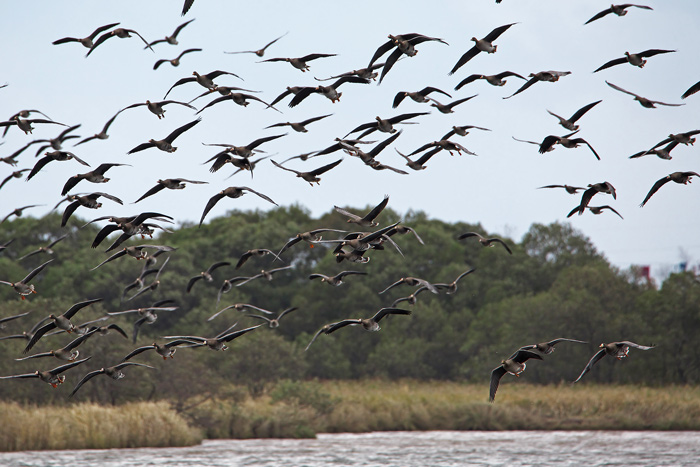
134 184 166 203
68 369 104 398
63 298 102 320
241 187 278 206
489 366 507 402
22 321 57 353
639 48 675 58
510 349 544 363
372 307 412 322
594 57 627 73
378 48 404 84
640 176 673 207
539 135 560 154
449 47 479 76
584 8 613 24
22 259 54 283
127 141 156 154
288 87 316 108
85 31 114 57
309 158 343 176
569 100 602 123
454 74 482 90
483 22 516 42
573 139 601 160
218 324 263 342
618 341 655 351
165 118 200 143
681 80 700 99
367 39 395 68
605 81 638 98
503 76 538 99
325 319 362 334
361 194 390 223
199 192 226 226
573 349 607 383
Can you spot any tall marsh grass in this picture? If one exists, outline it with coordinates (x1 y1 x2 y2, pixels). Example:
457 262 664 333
0 401 202 452
3 381 699 451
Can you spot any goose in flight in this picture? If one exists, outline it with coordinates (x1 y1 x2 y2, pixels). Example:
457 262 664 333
224 32 288 57
449 23 516 75
605 81 685 108
640 171 700 207
146 19 195 48
594 49 675 72
490 349 542 402
573 341 654 383
52 23 120 48
585 4 653 25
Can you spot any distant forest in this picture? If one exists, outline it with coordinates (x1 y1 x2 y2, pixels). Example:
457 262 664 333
0 205 698 404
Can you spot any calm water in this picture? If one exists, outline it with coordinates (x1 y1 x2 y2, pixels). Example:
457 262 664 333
2 431 699 467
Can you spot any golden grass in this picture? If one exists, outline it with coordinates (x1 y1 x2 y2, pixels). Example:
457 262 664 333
0 401 202 452
3 382 700 451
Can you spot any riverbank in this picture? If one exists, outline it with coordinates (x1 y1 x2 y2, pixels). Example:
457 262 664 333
2 381 699 451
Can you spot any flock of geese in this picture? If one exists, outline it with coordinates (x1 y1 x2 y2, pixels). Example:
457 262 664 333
0 1 693 404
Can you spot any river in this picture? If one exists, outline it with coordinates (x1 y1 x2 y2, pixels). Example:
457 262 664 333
2 431 699 466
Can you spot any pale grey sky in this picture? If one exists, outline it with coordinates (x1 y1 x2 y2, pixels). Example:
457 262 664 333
1 0 699 281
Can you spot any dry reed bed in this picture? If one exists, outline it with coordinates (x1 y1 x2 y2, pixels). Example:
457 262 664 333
0 401 202 452
2 382 700 451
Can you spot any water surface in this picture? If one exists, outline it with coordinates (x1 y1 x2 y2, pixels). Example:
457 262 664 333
2 431 699 466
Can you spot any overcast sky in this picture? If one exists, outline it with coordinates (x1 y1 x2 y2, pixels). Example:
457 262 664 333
1 0 698 281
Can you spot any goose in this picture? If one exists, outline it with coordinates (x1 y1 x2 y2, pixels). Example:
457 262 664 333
163 70 242 99
120 100 197 119
547 100 602 131
433 268 476 295
90 212 173 249
454 71 525 90
0 116 67 135
122 339 197 361
605 81 684 108
441 125 491 139
203 134 286 172
153 48 202 70
427 95 478 114
573 341 655 383
394 148 437 171
519 338 587 354
585 4 653 24
1 204 43 224
207 303 275 322
449 23 517 75
538 184 587 194
538 131 600 160
90 245 176 271
309 271 367 286
391 285 434 307
26 151 90 181
270 158 343 186
69 362 155 398
288 76 370 107
392 86 451 108
629 141 678 160
15 330 97 362
58 192 123 227
134 178 208 203
29 124 82 156
146 19 195 48
368 33 448 84
568 205 624 219
199 186 278 226
247 307 297 328
186 261 232 293
264 114 332 133
261 53 337 72
640 171 700 207
489 350 542 402
196 92 279 114
106 303 179 342
0 357 91 388
409 138 477 158
458 232 512 254
315 62 386 82
334 195 390 227
23 298 103 353
165 324 262 351
126 258 172 304
75 112 122 145
127 118 201 154
61 163 130 196
338 131 403 167
276 228 349 259
52 23 120 48
594 49 675 72
0 259 53 300
379 276 439 295
86 27 154 57
17 234 68 261
345 112 429 139
224 32 288 57
570 182 617 216
504 71 572 99
320 222 403 256
235 249 282 269
305 307 411 351
234 265 293 287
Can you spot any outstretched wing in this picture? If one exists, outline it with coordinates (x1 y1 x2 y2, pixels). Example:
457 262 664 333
573 348 607 383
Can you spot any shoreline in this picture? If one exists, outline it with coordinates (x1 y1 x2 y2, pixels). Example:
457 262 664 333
2 381 699 451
